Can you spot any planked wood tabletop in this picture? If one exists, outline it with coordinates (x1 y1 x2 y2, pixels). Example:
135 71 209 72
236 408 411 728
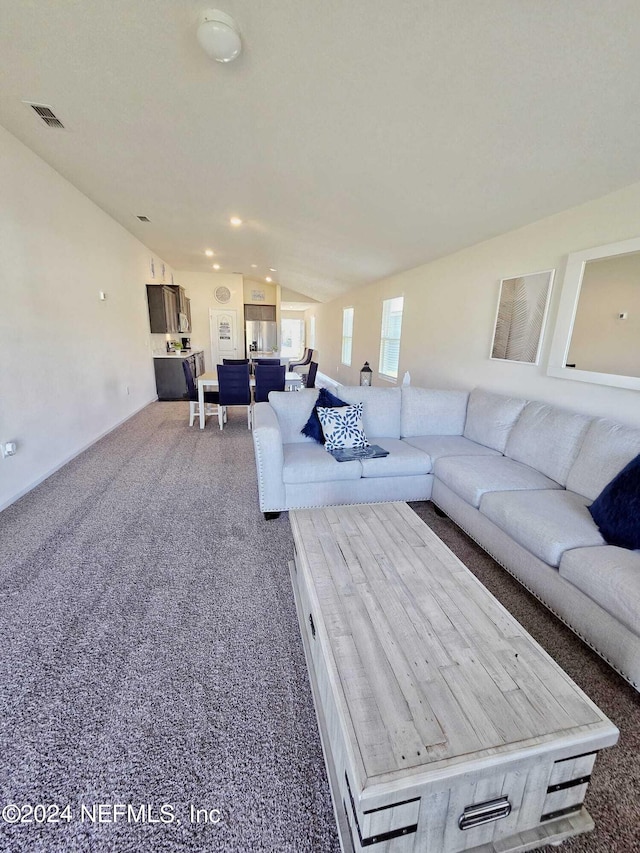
290 502 617 787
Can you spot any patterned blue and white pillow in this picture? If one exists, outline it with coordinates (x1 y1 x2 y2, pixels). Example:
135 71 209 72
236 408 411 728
317 403 370 451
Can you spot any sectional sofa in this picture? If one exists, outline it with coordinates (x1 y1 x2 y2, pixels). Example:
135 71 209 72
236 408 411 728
251 385 640 691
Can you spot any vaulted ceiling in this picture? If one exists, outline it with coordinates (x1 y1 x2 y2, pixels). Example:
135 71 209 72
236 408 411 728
2 1 640 301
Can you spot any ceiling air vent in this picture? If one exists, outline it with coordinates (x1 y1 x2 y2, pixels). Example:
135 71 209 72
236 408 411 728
137 215 151 222
24 102 65 129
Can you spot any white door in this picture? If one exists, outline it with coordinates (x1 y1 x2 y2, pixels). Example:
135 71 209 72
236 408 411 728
209 309 239 367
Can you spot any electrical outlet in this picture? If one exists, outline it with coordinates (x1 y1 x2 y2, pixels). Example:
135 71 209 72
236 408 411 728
1 442 17 458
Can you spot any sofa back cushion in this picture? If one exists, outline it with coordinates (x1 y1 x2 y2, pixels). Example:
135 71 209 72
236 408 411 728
336 386 401 438
269 389 319 444
463 388 527 452
566 418 640 501
505 401 591 486
400 387 468 437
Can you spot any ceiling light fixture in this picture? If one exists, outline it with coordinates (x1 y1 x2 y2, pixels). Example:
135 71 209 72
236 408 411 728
230 216 242 226
269 268 277 272
213 264 221 270
265 276 272 283
250 264 257 268
205 249 214 256
197 10 242 63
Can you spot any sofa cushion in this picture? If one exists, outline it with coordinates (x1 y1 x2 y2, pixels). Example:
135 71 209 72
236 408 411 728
282 443 362 484
358 438 431 478
269 389 320 444
317 403 369 451
559 545 640 635
505 402 591 486
480 489 604 567
402 435 501 471
301 387 349 444
400 387 468 437
566 417 640 501
337 386 402 438
463 388 527 453
588 453 640 550
434 455 561 508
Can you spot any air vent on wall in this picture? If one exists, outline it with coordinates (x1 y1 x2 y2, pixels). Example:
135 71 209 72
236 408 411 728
137 215 151 222
24 102 65 129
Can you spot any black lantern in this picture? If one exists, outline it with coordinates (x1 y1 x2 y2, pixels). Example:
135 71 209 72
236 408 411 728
360 361 373 386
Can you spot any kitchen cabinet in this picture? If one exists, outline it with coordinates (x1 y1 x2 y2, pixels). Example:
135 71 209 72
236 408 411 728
147 285 179 333
245 304 276 322
152 351 204 400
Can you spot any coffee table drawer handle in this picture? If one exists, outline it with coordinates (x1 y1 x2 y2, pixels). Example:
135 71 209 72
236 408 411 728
458 797 511 830
309 613 316 639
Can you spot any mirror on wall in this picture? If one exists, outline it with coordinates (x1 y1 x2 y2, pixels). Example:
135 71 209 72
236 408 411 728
490 270 554 365
547 236 640 391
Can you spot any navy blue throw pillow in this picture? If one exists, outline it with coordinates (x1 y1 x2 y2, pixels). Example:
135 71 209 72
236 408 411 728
301 388 349 443
589 453 640 550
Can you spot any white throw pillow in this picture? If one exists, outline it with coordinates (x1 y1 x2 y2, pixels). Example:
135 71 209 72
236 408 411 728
317 403 370 451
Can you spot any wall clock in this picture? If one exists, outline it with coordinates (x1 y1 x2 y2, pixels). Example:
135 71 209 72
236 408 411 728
215 286 231 304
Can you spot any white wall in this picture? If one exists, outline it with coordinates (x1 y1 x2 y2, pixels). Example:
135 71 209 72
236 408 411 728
173 271 244 369
0 126 162 511
308 181 640 427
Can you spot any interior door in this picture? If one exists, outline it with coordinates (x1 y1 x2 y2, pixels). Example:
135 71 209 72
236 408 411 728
209 309 239 368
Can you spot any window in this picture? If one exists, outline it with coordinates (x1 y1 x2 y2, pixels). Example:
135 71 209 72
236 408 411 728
341 307 354 366
379 296 404 379
309 315 316 349
280 318 305 360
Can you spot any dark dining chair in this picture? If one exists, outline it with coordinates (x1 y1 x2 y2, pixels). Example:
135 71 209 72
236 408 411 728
303 361 318 389
254 364 286 403
288 348 313 371
182 360 219 426
222 358 249 365
254 358 281 365
216 363 252 429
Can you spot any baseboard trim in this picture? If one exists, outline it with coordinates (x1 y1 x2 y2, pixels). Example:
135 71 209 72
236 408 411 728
0 395 158 513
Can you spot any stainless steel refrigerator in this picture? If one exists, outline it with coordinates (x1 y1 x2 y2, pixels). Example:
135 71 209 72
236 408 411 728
245 320 278 357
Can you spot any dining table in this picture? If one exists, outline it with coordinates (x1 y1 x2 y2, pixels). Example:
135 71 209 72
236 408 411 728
197 370 304 429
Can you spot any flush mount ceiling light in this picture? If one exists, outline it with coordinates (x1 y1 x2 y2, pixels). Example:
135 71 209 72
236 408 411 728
197 10 242 63
229 216 243 226
205 249 214 256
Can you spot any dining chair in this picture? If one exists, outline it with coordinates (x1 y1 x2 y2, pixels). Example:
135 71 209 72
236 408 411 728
216 363 252 429
254 358 281 365
254 364 286 403
222 358 249 364
304 361 318 389
182 360 219 427
288 348 313 371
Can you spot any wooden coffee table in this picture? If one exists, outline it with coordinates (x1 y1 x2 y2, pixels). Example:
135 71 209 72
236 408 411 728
289 502 618 853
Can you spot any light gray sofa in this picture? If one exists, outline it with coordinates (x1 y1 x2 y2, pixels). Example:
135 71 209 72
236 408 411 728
252 385 640 690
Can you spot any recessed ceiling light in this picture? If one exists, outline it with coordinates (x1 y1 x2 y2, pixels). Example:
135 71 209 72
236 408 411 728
230 216 243 226
205 249 214 257
269 268 277 272
265 276 272 283
250 264 257 268
137 215 150 222
213 264 221 270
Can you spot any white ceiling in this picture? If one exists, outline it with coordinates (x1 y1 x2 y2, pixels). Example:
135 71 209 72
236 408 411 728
2 1 640 302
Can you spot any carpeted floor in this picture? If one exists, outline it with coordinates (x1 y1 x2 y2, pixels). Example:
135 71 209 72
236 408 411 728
0 402 638 852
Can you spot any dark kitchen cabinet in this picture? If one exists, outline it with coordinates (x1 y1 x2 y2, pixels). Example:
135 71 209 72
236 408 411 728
147 285 179 333
152 352 204 400
244 304 276 321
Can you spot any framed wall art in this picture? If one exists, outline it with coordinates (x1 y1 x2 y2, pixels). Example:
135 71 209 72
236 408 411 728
490 269 555 364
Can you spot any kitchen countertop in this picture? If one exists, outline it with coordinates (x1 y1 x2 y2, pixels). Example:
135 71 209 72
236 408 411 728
153 349 204 359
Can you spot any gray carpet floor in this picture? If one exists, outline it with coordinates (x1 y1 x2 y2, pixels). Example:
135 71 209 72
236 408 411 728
0 401 638 852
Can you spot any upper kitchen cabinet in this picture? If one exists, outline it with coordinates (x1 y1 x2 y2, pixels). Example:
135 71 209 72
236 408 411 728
146 285 191 333
245 304 276 321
